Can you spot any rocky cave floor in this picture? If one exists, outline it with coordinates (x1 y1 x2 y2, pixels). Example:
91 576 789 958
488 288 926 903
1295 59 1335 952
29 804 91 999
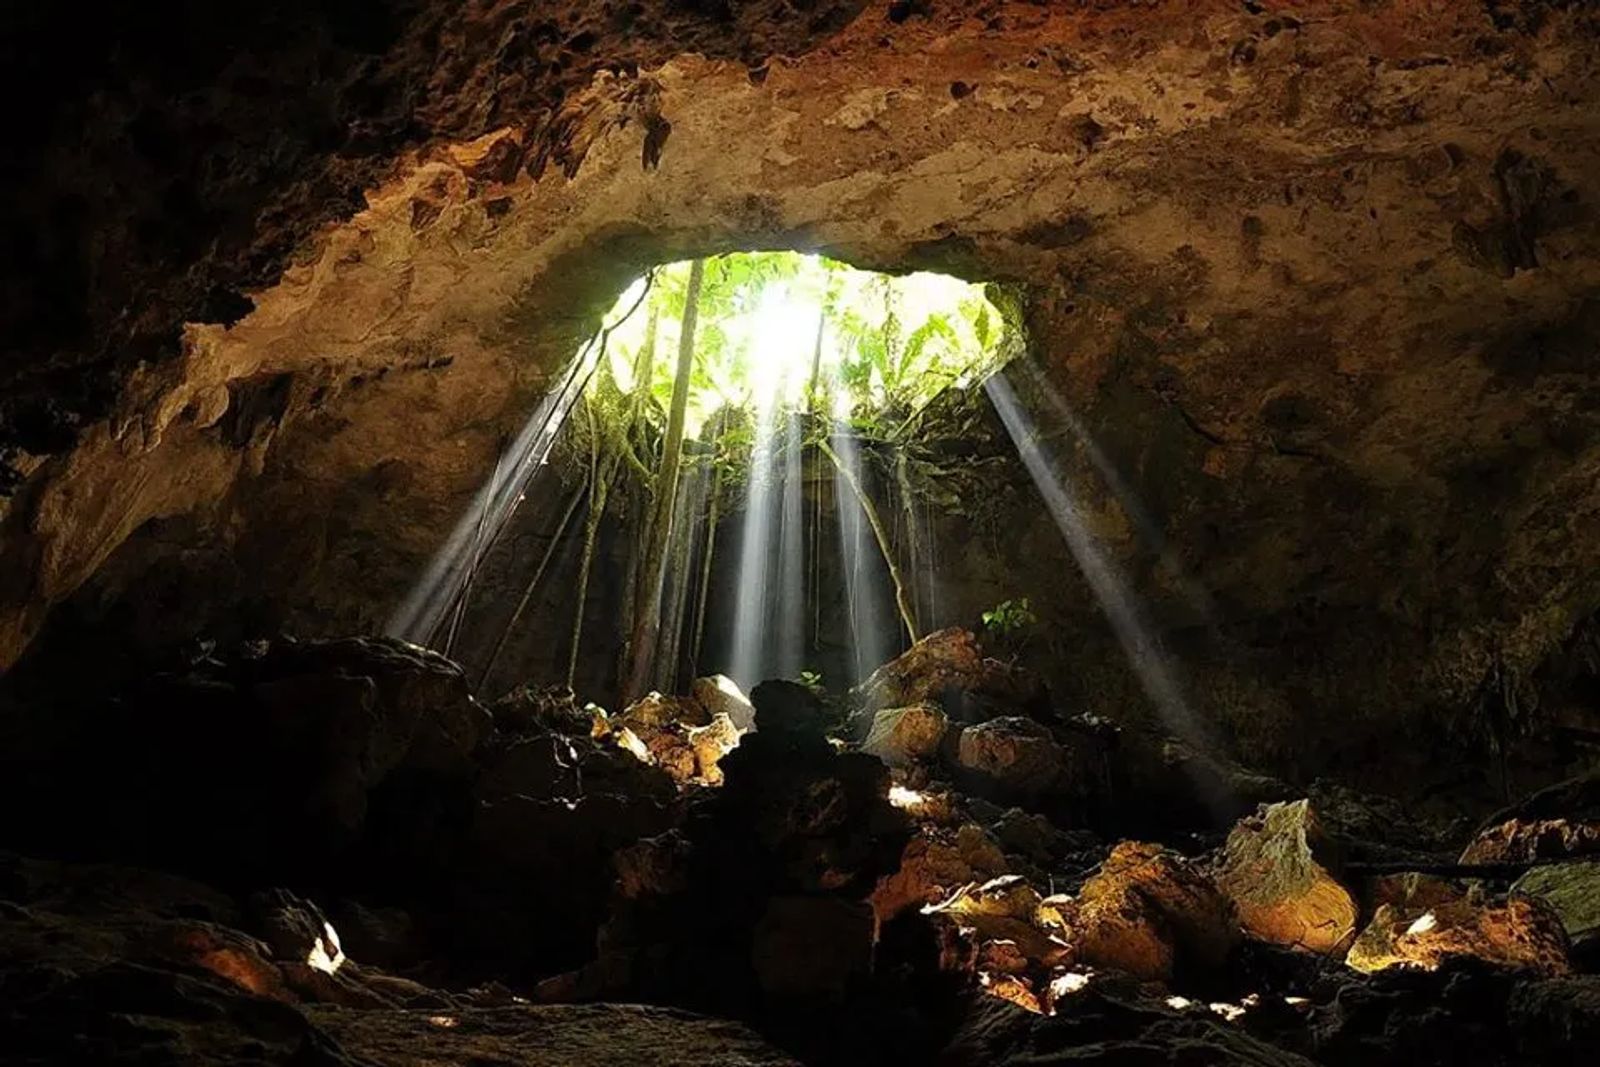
3 628 1599 1066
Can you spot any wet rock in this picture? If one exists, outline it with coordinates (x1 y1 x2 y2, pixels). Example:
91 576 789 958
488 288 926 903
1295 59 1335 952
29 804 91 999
1214 800 1358 955
751 896 876 996
862 701 949 766
955 717 1067 797
1070 841 1239 981
692 674 756 733
1511 861 1600 953
1346 886 1571 977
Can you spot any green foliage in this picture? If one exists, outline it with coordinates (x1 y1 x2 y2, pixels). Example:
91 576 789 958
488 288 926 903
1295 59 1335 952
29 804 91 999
796 669 825 693
982 597 1038 640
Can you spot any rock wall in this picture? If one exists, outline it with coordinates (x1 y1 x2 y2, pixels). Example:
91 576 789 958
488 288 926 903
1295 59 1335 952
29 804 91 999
3 3 1600 788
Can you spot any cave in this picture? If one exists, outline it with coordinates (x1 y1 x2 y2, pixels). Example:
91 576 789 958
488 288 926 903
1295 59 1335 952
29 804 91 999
3 3 1600 1065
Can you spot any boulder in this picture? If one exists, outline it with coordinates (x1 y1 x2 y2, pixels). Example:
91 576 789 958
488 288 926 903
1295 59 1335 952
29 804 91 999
688 713 742 785
1214 799 1358 955
1459 817 1600 865
692 674 757 733
749 679 829 738
750 896 875 996
924 875 1073 975
861 701 948 766
1346 886 1571 976
955 716 1066 796
872 823 1010 922
850 627 1045 718
489 684 591 736
617 690 710 731
851 627 986 712
1458 771 1600 865
1512 861 1600 952
1071 841 1239 981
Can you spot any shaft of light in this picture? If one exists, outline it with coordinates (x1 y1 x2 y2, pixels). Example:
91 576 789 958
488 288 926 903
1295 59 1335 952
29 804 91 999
984 371 1214 757
385 350 592 645
831 423 893 683
1015 356 1217 626
728 408 778 690
774 413 806 679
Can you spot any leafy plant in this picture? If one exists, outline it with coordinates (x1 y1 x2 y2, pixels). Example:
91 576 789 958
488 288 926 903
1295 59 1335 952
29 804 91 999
982 597 1038 641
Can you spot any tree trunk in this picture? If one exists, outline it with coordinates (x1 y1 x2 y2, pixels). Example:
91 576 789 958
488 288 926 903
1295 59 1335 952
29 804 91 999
653 466 700 692
820 437 919 645
622 258 704 702
689 456 722 678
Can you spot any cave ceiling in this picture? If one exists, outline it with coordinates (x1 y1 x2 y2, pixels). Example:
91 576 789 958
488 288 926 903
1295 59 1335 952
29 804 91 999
2 1 1598 773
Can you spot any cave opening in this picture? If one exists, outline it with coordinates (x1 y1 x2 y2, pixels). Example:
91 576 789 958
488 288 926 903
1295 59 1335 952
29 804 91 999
388 250 1023 710
4 3 1600 1064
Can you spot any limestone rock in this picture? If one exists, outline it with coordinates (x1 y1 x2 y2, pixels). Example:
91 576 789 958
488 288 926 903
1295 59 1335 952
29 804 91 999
1214 800 1357 955
1347 889 1571 977
692 674 756 733
861 701 948 766
688 713 742 785
955 716 1066 796
618 690 710 731
1071 841 1239 981
1459 817 1600 865
852 627 986 712
849 628 1048 720
1513 861 1600 951
1459 771 1600 864
873 823 1011 922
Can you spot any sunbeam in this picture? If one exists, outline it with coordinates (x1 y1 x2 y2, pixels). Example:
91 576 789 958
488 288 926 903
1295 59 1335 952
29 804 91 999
983 370 1222 789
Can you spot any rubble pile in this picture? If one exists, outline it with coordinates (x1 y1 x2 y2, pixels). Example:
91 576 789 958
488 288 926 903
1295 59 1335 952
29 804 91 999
3 628 1600 1065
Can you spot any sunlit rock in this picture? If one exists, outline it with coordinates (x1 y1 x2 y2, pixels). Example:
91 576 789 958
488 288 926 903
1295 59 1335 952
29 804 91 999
955 716 1067 797
1460 818 1600 865
1070 841 1239 982
861 701 948 767
1459 772 1600 864
852 627 986 712
689 713 742 785
618 690 710 731
1347 887 1571 976
1214 800 1357 956
873 823 1010 924
925 876 1072 975
692 674 756 733
1513 861 1600 953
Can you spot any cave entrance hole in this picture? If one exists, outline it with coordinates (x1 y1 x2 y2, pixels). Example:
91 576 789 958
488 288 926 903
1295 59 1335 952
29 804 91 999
389 250 1015 704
